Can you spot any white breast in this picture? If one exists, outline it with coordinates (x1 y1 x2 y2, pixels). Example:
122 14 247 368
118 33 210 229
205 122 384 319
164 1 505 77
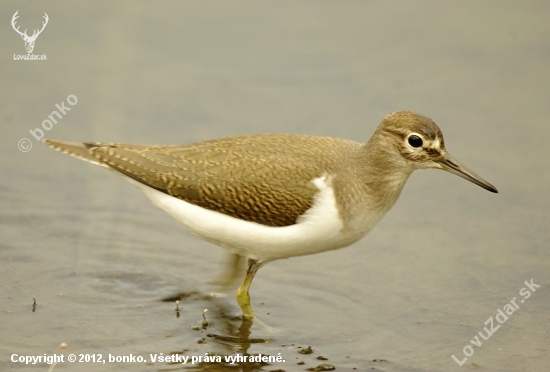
129 175 376 262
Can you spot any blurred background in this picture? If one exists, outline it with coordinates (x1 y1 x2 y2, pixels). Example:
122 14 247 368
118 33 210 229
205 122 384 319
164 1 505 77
1 1 549 371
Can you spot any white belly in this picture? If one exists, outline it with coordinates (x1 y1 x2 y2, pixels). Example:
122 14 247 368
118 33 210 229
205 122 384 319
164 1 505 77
130 175 378 262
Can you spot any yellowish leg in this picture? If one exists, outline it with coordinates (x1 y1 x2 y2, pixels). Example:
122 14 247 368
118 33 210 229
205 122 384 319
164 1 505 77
214 253 243 287
236 258 263 320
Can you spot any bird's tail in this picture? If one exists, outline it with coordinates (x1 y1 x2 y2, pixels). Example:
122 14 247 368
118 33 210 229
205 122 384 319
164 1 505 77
43 139 104 166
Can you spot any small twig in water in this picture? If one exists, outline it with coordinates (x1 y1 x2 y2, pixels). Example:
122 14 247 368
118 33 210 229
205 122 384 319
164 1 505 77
201 309 209 329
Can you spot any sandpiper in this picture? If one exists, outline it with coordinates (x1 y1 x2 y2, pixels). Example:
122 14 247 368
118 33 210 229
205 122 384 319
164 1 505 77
44 111 497 320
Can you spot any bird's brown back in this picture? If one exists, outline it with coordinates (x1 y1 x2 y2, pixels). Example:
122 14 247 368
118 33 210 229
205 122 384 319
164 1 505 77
80 134 360 227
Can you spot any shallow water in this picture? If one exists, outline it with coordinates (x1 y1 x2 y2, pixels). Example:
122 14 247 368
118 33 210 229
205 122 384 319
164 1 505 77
1 1 549 371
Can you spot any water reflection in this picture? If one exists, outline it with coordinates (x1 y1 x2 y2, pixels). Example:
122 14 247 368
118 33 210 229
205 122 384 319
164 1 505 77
162 291 277 371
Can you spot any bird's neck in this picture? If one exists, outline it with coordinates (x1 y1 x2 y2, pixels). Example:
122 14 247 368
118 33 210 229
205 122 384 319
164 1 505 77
351 134 414 211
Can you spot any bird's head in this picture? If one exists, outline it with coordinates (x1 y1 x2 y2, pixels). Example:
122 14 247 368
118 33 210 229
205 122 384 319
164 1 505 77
375 111 498 193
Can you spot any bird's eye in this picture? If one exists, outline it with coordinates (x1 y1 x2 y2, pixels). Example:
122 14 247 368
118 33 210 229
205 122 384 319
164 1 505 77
408 134 423 148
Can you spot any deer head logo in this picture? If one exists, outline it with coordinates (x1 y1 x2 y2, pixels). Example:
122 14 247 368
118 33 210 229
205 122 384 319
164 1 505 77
12 11 49 54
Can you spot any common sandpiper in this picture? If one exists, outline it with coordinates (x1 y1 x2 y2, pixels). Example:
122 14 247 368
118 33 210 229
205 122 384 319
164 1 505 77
44 111 498 321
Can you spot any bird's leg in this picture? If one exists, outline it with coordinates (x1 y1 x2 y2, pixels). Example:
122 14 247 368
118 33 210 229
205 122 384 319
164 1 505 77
236 258 263 320
214 253 243 288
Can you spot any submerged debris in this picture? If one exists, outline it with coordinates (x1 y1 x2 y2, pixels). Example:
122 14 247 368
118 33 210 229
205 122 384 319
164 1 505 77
307 364 335 371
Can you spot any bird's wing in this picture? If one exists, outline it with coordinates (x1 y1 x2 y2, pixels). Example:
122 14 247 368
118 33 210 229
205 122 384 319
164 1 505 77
44 135 342 227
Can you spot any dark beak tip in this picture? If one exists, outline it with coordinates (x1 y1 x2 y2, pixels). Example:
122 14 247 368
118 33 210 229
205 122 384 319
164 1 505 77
482 183 498 193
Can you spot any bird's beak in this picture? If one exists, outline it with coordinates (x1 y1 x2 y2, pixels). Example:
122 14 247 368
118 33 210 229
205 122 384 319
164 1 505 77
437 153 498 193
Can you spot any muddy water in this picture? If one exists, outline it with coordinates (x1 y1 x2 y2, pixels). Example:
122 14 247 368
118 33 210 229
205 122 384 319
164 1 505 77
1 1 549 371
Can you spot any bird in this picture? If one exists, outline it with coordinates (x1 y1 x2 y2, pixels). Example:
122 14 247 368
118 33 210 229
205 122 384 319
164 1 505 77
44 111 497 321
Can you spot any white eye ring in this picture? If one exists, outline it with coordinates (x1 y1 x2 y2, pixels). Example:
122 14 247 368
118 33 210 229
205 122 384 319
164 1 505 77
407 132 423 148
